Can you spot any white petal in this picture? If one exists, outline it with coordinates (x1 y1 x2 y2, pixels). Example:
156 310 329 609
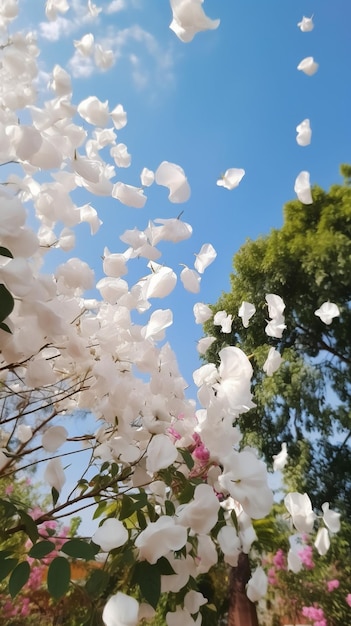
263 347 283 377
155 161 190 203
140 167 154 187
297 56 319 76
93 518 128 552
180 267 201 293
294 171 313 204
146 434 178 473
296 119 312 146
42 426 68 452
44 458 66 493
322 502 341 533
194 243 217 274
217 168 245 190
197 336 216 355
297 16 314 33
314 301 340 325
314 527 330 556
170 0 220 43
284 492 316 533
193 302 212 324
16 424 33 443
112 182 147 208
77 96 110 126
273 442 288 471
110 104 127 130
102 592 139 626
246 567 268 603
238 301 256 328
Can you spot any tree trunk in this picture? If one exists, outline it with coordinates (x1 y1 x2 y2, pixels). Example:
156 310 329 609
227 553 259 626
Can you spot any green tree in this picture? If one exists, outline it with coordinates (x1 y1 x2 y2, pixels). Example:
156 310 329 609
203 165 351 518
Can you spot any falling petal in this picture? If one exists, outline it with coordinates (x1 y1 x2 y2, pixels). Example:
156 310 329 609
217 168 245 190
297 56 319 76
294 171 313 204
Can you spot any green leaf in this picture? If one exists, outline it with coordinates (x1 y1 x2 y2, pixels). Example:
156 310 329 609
29 540 56 559
47 557 70 599
0 247 13 258
136 509 147 530
18 509 39 543
179 448 195 470
61 539 97 561
0 498 17 517
132 561 161 609
0 322 11 333
0 558 18 583
119 495 135 520
85 569 110 597
0 284 14 323
9 561 30 597
165 500 175 516
178 482 195 505
51 487 59 506
157 556 176 575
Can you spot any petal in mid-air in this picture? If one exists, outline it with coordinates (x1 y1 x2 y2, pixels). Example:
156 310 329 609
217 168 245 190
297 16 314 32
170 0 220 43
297 57 319 76
294 171 313 204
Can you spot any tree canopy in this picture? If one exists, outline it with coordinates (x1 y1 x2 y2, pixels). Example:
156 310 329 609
204 165 351 516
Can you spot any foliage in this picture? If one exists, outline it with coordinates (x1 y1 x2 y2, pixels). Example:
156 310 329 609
204 168 351 518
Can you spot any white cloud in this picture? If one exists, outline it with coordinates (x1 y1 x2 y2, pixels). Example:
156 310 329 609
105 0 125 14
68 51 95 78
39 16 77 41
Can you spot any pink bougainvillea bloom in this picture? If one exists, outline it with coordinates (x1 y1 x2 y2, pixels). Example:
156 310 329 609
346 594 351 607
327 579 340 592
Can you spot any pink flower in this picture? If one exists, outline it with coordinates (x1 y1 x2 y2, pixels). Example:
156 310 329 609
5 484 14 495
298 544 314 569
346 593 351 607
267 567 278 585
327 579 339 592
273 549 286 570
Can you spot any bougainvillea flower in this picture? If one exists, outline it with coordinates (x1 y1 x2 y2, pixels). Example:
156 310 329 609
44 458 66 493
77 96 110 126
140 167 154 187
180 267 201 293
112 182 147 208
193 302 212 324
314 526 330 556
145 433 178 473
246 567 268 602
194 243 217 274
322 502 341 533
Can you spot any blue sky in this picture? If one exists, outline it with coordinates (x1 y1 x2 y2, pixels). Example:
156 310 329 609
16 0 351 394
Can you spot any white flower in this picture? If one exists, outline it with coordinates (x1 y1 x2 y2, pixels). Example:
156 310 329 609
314 301 340 325
217 168 245 190
180 267 201 293
16 424 33 443
213 310 232 333
92 518 128 552
176 484 220 534
146 434 178 474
